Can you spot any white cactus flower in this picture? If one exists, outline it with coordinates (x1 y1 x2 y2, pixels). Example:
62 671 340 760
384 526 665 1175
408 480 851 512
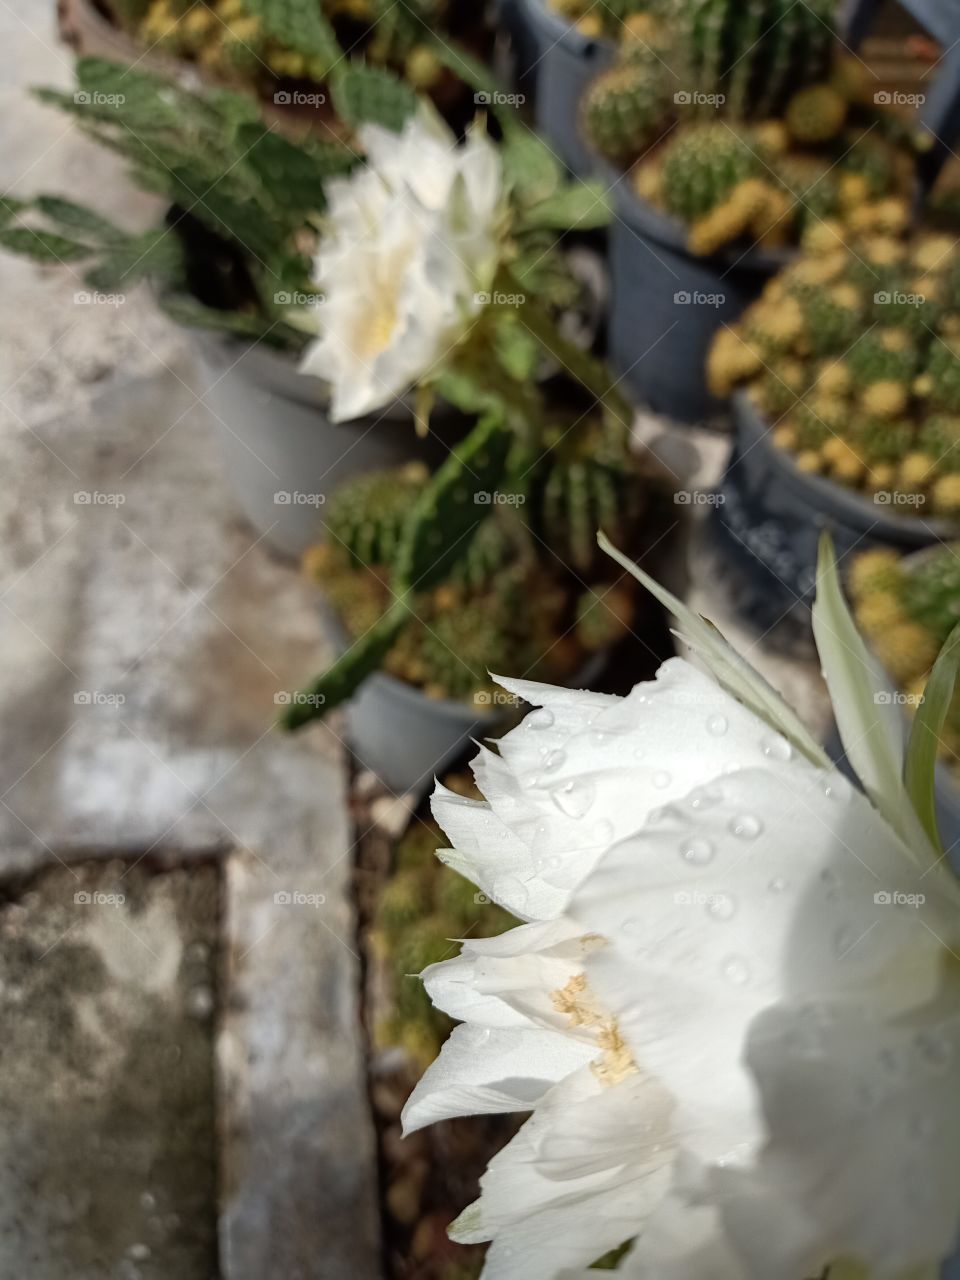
299 104 503 422
402 537 960 1280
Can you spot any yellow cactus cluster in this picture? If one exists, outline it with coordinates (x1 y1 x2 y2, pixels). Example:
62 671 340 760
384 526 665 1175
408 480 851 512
547 0 659 42
688 178 792 257
136 0 442 88
848 547 960 769
709 229 960 517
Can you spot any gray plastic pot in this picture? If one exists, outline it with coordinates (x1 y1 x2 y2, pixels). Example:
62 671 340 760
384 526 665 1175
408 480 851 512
513 0 615 178
714 392 957 633
607 179 793 423
194 333 455 559
324 607 609 795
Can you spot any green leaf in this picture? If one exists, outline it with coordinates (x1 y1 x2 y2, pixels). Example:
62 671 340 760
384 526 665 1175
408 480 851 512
280 597 411 729
394 410 513 592
84 227 184 290
516 181 611 232
234 0 341 65
599 531 832 769
34 196 125 242
812 531 935 865
904 622 960 855
240 126 350 212
330 63 417 133
500 128 562 208
0 227 91 262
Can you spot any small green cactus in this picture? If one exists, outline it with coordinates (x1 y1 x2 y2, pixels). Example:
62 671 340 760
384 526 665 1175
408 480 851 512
784 83 847 144
581 49 667 163
324 463 429 567
674 0 838 119
658 123 762 224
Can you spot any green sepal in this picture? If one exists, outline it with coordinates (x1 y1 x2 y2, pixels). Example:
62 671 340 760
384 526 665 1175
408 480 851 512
904 622 960 857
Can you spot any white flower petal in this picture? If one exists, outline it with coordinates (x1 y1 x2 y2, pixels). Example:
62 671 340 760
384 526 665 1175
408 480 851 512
401 1024 594 1135
573 765 957 1163
421 917 588 1031
454 1068 673 1280
715 997 960 1280
435 661 809 920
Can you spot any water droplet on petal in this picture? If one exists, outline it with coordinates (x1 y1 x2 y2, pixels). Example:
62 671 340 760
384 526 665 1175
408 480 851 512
768 876 788 894
653 770 671 790
679 837 714 866
729 813 763 840
551 778 595 820
592 731 607 746
621 917 641 935
527 708 554 730
543 749 565 773
722 955 751 986
707 714 729 737
761 734 792 761
824 775 852 802
707 894 737 921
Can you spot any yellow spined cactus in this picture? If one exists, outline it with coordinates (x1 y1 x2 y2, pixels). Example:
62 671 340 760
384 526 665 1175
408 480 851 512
866 462 897 492
854 589 905 638
817 359 851 396
898 452 937 490
847 547 903 600
838 172 870 210
785 83 848 144
802 219 846 255
795 449 823 474
912 235 957 274
706 329 764 398
931 473 960 516
772 423 798 451
872 622 940 686
861 380 909 419
575 13 604 36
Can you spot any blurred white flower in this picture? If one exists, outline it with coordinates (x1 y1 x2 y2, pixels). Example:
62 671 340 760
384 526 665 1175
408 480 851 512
299 105 503 422
402 542 960 1279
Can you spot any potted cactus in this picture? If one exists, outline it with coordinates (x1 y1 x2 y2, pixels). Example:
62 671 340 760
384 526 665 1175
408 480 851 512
61 0 497 130
577 0 931 421
1 58 610 556
283 399 672 794
706 228 960 632
509 0 657 176
846 544 960 856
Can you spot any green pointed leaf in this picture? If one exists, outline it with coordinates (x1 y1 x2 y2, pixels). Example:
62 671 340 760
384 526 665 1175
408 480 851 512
237 0 341 65
394 409 512 592
280 596 411 729
599 531 831 769
84 227 184 290
330 64 417 133
904 622 960 855
812 532 935 864
516 181 611 232
34 196 125 241
0 226 91 262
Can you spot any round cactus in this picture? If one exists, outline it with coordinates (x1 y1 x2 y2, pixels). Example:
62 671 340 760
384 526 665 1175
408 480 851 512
581 51 668 162
659 123 762 225
785 83 848 143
